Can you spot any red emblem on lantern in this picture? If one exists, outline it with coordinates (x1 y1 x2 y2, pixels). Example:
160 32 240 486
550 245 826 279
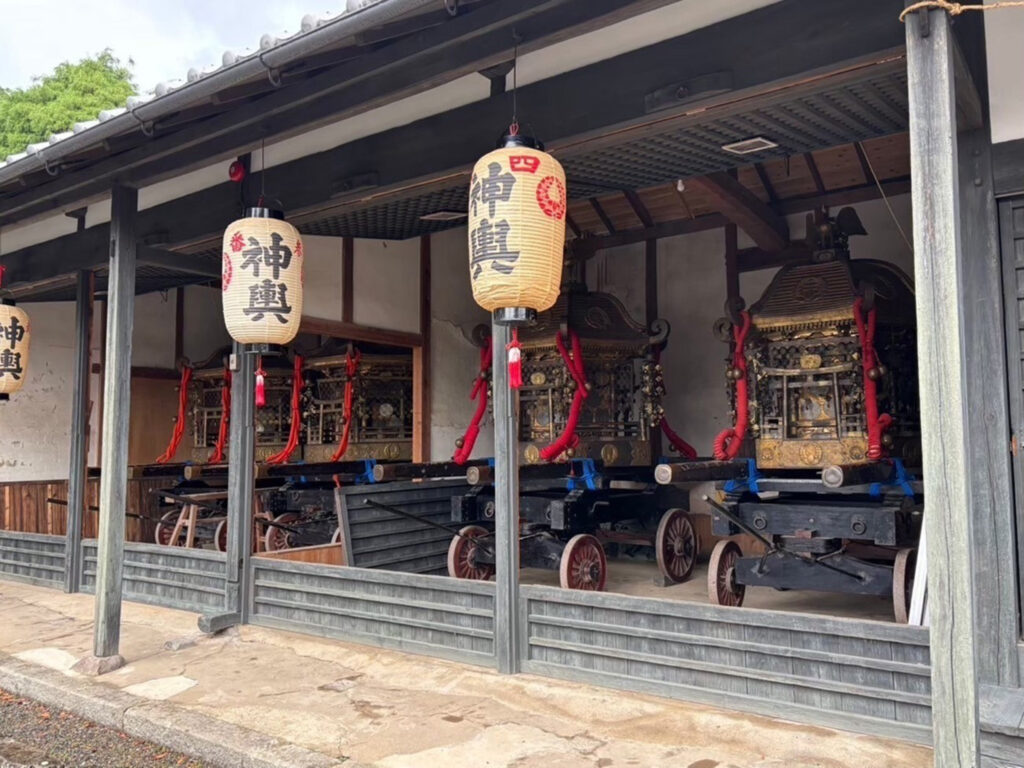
510 155 541 174
295 240 303 259
536 176 566 220
230 232 245 252
222 253 233 292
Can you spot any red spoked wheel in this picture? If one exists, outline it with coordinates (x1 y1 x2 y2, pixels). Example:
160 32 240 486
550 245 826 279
154 511 184 547
656 508 698 584
708 539 745 607
447 525 495 580
893 548 916 624
264 513 301 552
214 520 228 553
559 534 607 591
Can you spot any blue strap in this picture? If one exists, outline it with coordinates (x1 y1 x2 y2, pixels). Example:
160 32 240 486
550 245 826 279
566 458 601 491
868 459 915 499
355 459 377 485
723 459 760 495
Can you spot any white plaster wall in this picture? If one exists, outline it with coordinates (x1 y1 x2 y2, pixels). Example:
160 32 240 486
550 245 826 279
130 291 177 368
302 235 345 322
0 302 76 480
353 238 420 333
986 0 1024 144
429 227 493 461
181 285 233 364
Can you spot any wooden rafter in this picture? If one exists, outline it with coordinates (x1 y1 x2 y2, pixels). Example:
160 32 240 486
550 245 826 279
804 152 827 196
566 213 582 239
622 188 654 228
589 197 617 234
687 171 789 252
753 163 778 204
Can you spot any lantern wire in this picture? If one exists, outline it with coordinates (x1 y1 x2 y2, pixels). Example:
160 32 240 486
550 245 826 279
509 35 519 135
259 138 266 207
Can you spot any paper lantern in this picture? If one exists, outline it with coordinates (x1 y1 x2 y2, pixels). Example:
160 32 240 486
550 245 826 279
0 303 30 396
222 207 304 345
468 135 566 314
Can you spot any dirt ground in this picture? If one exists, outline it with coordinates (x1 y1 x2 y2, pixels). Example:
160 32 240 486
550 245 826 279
0 688 207 768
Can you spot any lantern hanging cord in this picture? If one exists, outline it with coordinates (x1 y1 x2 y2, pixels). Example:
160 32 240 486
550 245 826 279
509 35 519 135
900 0 1024 21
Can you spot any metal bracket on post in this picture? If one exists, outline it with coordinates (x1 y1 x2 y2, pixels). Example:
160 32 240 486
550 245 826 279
491 306 535 674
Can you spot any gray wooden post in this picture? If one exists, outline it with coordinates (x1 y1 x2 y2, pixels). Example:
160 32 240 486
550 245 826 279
905 8 980 763
227 344 255 620
491 310 528 673
64 270 92 593
85 185 137 673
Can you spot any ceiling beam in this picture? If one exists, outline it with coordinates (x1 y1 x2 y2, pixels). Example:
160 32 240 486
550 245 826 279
589 197 617 234
687 171 789 251
0 0 683 226
137 247 221 279
735 243 813 273
0 0 908 284
572 214 727 255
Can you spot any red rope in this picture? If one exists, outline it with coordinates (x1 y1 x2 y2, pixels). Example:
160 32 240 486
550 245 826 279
207 368 232 464
652 349 697 460
265 356 304 465
454 339 493 465
540 330 589 462
713 311 752 460
329 347 361 462
155 366 193 463
852 298 893 460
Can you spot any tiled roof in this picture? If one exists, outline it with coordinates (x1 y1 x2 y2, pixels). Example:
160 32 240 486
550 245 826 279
0 0 429 180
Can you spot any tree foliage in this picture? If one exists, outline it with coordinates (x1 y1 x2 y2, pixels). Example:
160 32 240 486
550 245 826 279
0 51 135 159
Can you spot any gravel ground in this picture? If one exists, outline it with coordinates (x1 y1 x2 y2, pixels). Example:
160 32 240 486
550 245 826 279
0 688 208 768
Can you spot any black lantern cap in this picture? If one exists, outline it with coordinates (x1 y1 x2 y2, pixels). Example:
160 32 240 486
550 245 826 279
244 206 285 220
498 132 543 151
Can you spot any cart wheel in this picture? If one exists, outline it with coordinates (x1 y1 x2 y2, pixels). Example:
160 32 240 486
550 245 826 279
447 525 494 580
331 527 342 545
264 513 301 552
559 534 607 591
656 509 697 583
708 539 745 607
214 521 228 553
893 548 916 624
154 511 184 547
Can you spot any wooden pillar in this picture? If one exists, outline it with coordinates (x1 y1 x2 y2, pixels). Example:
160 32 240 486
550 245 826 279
413 235 431 463
64 269 93 593
905 8 979 762
89 185 137 671
222 342 255 625
491 313 525 674
645 238 661 461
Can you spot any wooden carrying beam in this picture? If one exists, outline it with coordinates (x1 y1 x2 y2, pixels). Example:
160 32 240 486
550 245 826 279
687 172 789 252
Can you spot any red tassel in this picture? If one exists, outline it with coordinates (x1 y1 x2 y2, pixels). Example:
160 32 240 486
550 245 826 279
255 359 266 408
507 328 522 390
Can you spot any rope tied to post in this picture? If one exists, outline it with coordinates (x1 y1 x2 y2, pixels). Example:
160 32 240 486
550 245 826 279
712 311 752 461
453 337 493 465
207 367 232 464
539 329 589 462
329 346 361 462
155 365 193 463
899 0 1024 22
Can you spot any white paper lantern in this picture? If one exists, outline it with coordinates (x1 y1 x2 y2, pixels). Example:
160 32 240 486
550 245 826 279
468 135 566 314
222 208 304 345
0 303 30 396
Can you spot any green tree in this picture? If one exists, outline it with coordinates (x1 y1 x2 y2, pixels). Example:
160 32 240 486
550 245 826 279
0 51 135 159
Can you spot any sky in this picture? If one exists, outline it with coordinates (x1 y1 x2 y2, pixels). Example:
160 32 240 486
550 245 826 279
0 0 346 93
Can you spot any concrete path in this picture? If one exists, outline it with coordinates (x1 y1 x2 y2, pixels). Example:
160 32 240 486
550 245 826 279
0 581 932 768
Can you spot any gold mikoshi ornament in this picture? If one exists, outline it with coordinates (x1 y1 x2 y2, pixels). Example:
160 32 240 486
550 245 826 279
0 303 30 396
468 134 566 314
222 207 304 345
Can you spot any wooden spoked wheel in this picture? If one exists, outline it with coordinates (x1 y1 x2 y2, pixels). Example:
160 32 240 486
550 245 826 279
154 511 184 547
214 520 228 553
708 539 745 607
264 513 301 552
331 527 342 545
893 548 916 624
447 525 495 580
559 534 607 591
656 509 698 583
